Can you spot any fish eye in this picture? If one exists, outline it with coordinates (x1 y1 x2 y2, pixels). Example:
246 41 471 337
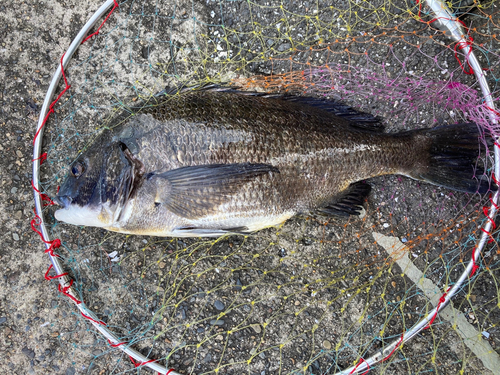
71 162 85 177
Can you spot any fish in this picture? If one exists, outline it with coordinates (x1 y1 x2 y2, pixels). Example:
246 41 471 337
53 87 494 237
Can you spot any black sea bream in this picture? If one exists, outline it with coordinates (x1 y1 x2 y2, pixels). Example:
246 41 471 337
54 88 493 237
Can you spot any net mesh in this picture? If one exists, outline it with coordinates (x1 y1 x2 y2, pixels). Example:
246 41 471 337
36 0 500 374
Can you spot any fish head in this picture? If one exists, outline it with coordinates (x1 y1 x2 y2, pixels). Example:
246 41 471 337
54 136 135 228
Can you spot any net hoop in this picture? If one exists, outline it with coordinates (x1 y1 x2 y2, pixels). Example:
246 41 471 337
31 1 498 374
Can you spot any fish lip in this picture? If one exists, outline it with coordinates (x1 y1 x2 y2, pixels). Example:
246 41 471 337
53 195 72 208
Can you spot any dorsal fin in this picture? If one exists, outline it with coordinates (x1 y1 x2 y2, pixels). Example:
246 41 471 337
277 96 383 131
155 84 383 131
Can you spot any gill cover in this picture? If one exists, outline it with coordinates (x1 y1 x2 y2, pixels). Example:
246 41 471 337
54 135 138 227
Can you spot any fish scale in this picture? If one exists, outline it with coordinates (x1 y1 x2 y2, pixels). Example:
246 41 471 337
53 89 493 237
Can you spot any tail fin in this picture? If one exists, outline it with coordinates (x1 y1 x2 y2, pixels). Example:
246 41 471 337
409 123 495 194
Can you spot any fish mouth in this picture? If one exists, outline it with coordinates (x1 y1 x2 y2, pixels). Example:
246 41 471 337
53 195 72 208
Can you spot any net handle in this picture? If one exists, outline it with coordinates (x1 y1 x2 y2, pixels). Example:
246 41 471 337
340 0 499 373
31 1 179 374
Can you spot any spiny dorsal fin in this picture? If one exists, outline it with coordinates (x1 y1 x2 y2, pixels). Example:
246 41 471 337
276 96 382 130
155 84 383 131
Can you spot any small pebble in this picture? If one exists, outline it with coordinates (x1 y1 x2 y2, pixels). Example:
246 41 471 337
22 347 35 359
323 340 332 350
11 187 18 194
12 233 19 241
251 324 261 334
214 300 225 311
234 279 242 291
210 319 224 326
278 43 291 52
0 317 6 325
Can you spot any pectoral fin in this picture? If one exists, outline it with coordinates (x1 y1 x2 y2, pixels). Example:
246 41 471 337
149 163 279 219
317 182 371 217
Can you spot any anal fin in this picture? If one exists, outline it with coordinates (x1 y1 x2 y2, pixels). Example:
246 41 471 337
317 182 371 217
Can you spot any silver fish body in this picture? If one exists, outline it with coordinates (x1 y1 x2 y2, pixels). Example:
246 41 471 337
54 89 491 237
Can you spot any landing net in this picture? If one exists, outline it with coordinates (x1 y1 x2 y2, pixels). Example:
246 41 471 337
32 0 500 374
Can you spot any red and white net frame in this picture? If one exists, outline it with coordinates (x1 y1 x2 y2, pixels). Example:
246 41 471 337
30 1 499 374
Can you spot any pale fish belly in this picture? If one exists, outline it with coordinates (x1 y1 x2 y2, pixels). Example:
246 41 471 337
179 211 297 236
110 200 295 237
